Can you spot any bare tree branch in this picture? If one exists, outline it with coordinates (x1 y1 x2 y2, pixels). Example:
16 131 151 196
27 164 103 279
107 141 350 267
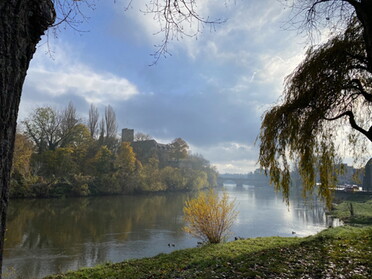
50 9 72 27
144 0 226 64
88 104 99 139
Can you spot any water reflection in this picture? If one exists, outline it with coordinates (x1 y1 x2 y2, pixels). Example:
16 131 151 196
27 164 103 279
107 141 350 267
4 186 333 279
4 193 194 279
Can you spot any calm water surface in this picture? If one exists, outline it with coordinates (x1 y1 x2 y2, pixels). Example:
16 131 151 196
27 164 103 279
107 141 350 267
3 185 338 279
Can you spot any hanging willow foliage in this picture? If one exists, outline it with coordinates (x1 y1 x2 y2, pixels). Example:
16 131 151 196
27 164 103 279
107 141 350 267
259 18 372 209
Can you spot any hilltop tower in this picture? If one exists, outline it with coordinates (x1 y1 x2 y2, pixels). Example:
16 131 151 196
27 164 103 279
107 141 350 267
122 128 134 142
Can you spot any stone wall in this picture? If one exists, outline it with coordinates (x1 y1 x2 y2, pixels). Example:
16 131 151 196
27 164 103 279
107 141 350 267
121 128 173 165
122 128 134 142
131 140 158 163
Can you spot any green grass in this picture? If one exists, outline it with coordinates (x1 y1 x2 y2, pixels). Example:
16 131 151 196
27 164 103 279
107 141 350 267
331 196 372 225
44 226 372 279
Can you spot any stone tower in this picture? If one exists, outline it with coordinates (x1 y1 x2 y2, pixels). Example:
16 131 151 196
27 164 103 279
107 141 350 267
122 128 134 142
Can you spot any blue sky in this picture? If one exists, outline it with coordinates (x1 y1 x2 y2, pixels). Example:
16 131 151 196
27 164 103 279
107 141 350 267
20 0 309 174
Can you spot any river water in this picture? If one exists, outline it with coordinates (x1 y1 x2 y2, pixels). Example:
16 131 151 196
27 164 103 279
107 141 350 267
3 185 338 279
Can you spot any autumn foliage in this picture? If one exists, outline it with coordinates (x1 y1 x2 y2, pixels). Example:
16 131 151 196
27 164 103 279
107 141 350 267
183 190 238 244
10 103 218 198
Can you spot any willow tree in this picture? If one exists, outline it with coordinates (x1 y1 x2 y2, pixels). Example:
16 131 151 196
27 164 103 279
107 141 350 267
289 0 372 73
259 18 371 208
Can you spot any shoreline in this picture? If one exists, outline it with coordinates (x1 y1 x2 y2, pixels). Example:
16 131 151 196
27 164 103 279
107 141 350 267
42 225 372 279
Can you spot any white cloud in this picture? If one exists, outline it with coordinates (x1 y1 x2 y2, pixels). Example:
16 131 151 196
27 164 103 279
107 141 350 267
190 141 259 173
24 43 139 105
18 1 321 175
213 160 258 174
177 0 291 59
256 53 304 85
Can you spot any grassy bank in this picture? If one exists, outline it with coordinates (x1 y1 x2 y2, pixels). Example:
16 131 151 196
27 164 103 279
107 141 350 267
331 192 372 225
45 226 372 279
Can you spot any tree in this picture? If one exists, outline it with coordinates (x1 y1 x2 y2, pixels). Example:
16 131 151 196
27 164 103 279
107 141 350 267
23 105 81 153
104 105 117 141
0 1 218 273
182 168 209 191
63 123 92 149
183 190 237 244
97 105 118 150
0 2 54 268
206 165 219 188
61 123 93 171
160 166 185 190
92 146 114 176
35 147 78 178
114 142 137 191
290 1 372 73
12 133 34 177
98 117 106 145
170 138 189 162
88 104 99 139
259 18 371 208
23 106 61 153
135 157 167 192
116 142 137 173
182 153 211 170
59 102 79 147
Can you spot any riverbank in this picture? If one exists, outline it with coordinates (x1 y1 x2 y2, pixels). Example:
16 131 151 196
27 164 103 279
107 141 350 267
44 226 371 279
4 188 330 279
331 191 372 225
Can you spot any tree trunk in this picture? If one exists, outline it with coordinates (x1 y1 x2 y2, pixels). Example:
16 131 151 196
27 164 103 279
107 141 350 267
0 1 55 277
354 0 372 73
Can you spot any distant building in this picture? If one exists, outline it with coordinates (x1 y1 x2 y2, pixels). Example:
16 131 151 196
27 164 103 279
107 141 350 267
122 128 134 142
363 158 372 192
121 128 173 166
336 163 364 186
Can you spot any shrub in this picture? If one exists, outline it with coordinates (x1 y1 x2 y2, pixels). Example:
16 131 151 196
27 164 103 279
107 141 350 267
183 189 238 244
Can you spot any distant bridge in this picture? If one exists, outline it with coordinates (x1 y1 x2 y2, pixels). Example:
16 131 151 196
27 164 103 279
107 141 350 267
217 176 268 187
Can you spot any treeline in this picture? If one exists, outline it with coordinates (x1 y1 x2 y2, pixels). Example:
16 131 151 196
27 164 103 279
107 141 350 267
10 103 218 198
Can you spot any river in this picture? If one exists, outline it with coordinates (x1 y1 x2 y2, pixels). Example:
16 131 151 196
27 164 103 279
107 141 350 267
3 185 338 279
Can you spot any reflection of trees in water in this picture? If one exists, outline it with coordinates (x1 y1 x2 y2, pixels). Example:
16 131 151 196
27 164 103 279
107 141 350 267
292 200 326 225
4 193 191 277
4 188 332 279
291 197 344 228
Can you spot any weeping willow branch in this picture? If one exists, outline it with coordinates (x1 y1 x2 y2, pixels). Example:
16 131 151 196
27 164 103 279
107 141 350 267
259 18 371 209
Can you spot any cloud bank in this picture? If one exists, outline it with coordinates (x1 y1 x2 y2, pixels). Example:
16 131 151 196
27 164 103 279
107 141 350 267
20 1 309 173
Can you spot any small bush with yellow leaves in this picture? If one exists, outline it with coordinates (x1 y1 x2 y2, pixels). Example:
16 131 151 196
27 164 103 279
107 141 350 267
183 189 238 244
